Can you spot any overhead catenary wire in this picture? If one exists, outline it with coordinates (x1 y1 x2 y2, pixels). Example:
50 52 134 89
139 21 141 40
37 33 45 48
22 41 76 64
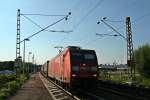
65 0 105 46
82 25 125 46
20 13 67 17
133 12 150 23
83 33 120 47
96 33 119 37
55 0 83 46
96 12 150 38
83 37 103 47
66 0 104 46
81 1 149 48
21 14 72 34
76 0 140 46
85 11 150 46
22 14 43 29
122 0 138 10
100 12 150 35
108 0 139 18
95 0 139 34
73 0 104 29
99 12 150 36
21 12 72 50
20 14 70 43
81 22 125 46
100 19 126 40
103 19 124 23
71 0 82 12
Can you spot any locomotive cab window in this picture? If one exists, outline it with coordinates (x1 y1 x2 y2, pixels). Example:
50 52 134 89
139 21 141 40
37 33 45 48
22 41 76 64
71 52 83 62
84 54 95 60
71 51 97 62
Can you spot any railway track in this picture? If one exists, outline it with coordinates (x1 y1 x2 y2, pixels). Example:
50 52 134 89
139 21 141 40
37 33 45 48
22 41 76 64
92 86 147 100
40 72 150 100
87 80 150 100
82 91 105 100
39 73 80 100
74 80 150 100
40 72 106 100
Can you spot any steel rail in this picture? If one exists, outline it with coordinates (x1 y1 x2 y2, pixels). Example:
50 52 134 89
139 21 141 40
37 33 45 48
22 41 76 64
40 72 80 100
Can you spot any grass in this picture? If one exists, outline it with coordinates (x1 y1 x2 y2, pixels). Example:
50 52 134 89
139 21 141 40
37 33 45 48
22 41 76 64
0 89 10 100
134 77 150 87
0 74 16 88
99 71 150 87
0 74 29 100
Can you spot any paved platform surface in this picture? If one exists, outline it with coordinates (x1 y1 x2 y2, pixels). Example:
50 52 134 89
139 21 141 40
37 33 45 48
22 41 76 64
8 73 53 100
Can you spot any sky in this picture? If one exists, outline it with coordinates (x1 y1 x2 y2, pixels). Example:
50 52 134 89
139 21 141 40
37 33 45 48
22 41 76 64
0 0 150 64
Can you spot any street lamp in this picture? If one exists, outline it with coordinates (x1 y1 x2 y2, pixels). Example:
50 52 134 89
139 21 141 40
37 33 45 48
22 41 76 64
23 38 30 75
32 54 35 73
28 52 32 73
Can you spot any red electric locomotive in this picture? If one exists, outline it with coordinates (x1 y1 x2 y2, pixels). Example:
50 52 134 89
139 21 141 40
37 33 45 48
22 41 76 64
47 46 99 89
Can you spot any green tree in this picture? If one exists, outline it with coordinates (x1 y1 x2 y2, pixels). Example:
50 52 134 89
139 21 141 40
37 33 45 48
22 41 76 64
134 44 150 78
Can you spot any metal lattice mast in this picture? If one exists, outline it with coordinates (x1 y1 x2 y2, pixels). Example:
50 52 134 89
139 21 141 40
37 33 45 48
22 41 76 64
126 17 135 78
16 9 21 59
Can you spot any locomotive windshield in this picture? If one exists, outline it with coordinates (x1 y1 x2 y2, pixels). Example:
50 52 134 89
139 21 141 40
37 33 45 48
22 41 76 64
71 51 97 62
71 52 83 62
84 54 95 60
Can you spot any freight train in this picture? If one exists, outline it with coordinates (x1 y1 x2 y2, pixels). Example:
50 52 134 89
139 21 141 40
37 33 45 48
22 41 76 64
41 46 99 89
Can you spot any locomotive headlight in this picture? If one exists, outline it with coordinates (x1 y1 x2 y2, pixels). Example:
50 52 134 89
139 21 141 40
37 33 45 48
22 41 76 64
93 74 97 77
91 67 97 71
72 74 77 77
72 66 79 71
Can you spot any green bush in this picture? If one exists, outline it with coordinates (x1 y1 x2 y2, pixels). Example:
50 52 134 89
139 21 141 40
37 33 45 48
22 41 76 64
0 88 10 100
6 81 20 93
135 44 150 78
0 74 16 89
17 74 28 84
138 78 150 86
0 74 29 100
